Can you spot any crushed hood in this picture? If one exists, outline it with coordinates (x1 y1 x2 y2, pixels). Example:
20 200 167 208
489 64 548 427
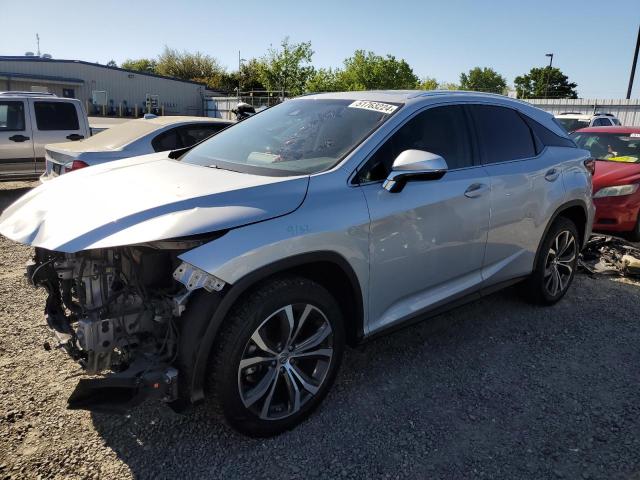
0 152 309 252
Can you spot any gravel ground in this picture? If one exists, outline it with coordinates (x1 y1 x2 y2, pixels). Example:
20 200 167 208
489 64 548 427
1 182 640 479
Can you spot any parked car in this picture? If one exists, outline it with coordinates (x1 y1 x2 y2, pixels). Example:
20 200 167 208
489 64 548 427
0 91 90 181
555 112 621 133
0 91 594 437
571 126 640 240
42 115 233 180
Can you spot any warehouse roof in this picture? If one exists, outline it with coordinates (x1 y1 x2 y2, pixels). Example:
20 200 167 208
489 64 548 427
0 56 208 87
0 71 84 84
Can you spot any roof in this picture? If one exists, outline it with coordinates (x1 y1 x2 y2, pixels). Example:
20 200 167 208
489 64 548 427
47 116 232 152
303 89 531 106
574 126 640 134
0 71 84 84
0 56 208 87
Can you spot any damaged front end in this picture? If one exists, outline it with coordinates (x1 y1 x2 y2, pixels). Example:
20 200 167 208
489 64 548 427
26 243 224 413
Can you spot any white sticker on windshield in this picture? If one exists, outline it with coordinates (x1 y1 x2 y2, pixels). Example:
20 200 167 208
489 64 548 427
631 133 640 138
348 100 398 115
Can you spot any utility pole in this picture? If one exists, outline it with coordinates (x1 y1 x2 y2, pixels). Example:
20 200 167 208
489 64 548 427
544 53 554 99
627 25 640 99
36 33 40 57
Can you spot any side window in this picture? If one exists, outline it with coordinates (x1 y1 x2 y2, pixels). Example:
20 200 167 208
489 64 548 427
521 114 576 149
151 128 182 152
359 105 473 182
177 124 225 148
0 101 25 131
33 101 79 130
612 118 621 126
470 105 536 164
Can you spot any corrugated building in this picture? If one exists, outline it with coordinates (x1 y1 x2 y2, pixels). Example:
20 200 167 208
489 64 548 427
0 56 215 116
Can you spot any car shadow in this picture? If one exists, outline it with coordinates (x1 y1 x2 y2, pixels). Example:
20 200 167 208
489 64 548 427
0 186 33 211
92 275 640 478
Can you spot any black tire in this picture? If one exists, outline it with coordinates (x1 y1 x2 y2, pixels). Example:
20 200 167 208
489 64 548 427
526 217 579 305
205 275 345 437
627 214 640 243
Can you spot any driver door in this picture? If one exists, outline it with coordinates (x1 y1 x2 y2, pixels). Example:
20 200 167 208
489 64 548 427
357 105 491 335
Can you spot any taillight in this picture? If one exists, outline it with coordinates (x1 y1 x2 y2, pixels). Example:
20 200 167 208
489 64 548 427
583 158 596 175
64 160 89 173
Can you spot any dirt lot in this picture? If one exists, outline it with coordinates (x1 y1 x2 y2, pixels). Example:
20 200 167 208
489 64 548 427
1 182 640 479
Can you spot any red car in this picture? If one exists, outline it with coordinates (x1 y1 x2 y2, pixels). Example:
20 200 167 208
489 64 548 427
571 126 640 240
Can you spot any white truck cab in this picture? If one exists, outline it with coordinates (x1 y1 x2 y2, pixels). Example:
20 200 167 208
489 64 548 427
0 92 90 180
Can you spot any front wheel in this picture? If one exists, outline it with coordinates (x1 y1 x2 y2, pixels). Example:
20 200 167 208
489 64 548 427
526 217 579 305
627 213 640 243
206 275 345 437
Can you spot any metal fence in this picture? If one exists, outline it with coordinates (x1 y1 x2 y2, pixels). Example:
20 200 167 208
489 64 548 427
204 92 287 119
524 98 640 126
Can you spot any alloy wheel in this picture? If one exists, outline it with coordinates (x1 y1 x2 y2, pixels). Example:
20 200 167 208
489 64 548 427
237 303 334 421
543 230 577 297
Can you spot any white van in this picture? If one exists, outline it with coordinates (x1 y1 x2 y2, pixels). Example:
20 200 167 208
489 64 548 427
0 92 90 180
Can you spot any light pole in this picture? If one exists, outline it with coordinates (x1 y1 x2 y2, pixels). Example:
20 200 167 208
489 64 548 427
238 51 246 100
627 25 640 99
544 53 554 99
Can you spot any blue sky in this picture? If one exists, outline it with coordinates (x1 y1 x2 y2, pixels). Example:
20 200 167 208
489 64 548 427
1 0 639 98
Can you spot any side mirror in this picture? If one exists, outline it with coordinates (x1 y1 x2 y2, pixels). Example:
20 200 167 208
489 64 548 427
382 150 448 193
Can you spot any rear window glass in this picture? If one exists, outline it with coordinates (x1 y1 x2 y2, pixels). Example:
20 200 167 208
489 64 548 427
570 132 640 163
0 101 25 131
470 105 536 164
34 101 79 131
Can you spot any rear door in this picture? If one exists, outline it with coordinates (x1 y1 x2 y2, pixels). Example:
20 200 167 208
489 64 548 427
468 104 565 285
28 99 86 174
0 99 35 177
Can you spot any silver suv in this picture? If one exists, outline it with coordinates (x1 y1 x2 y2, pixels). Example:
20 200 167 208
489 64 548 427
0 91 594 437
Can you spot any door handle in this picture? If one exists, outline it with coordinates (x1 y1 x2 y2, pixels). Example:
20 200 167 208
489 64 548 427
8 134 30 142
66 134 85 141
464 183 489 198
545 168 560 182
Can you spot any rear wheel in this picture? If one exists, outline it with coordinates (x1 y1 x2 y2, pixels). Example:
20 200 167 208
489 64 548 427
205 275 344 437
526 217 579 305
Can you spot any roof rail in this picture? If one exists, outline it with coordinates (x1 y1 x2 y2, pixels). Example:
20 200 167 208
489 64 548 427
0 91 57 97
557 112 583 115
594 112 614 117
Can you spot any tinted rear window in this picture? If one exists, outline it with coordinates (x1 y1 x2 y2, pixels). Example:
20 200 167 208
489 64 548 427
470 105 536 164
34 101 79 131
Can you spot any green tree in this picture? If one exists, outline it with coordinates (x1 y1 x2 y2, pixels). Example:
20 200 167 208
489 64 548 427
156 47 226 90
438 82 459 90
121 58 158 74
459 67 507 93
338 50 419 90
258 37 315 96
418 77 439 90
514 67 578 99
238 58 266 91
106 59 117 68
306 68 343 92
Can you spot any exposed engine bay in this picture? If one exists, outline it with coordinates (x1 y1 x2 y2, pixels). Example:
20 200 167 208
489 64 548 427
26 243 225 412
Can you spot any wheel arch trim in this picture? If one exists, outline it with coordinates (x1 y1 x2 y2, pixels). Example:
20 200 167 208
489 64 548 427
533 199 589 268
182 251 365 404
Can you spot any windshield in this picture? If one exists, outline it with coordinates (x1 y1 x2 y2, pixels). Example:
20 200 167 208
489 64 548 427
181 98 400 176
556 118 590 133
571 132 640 163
